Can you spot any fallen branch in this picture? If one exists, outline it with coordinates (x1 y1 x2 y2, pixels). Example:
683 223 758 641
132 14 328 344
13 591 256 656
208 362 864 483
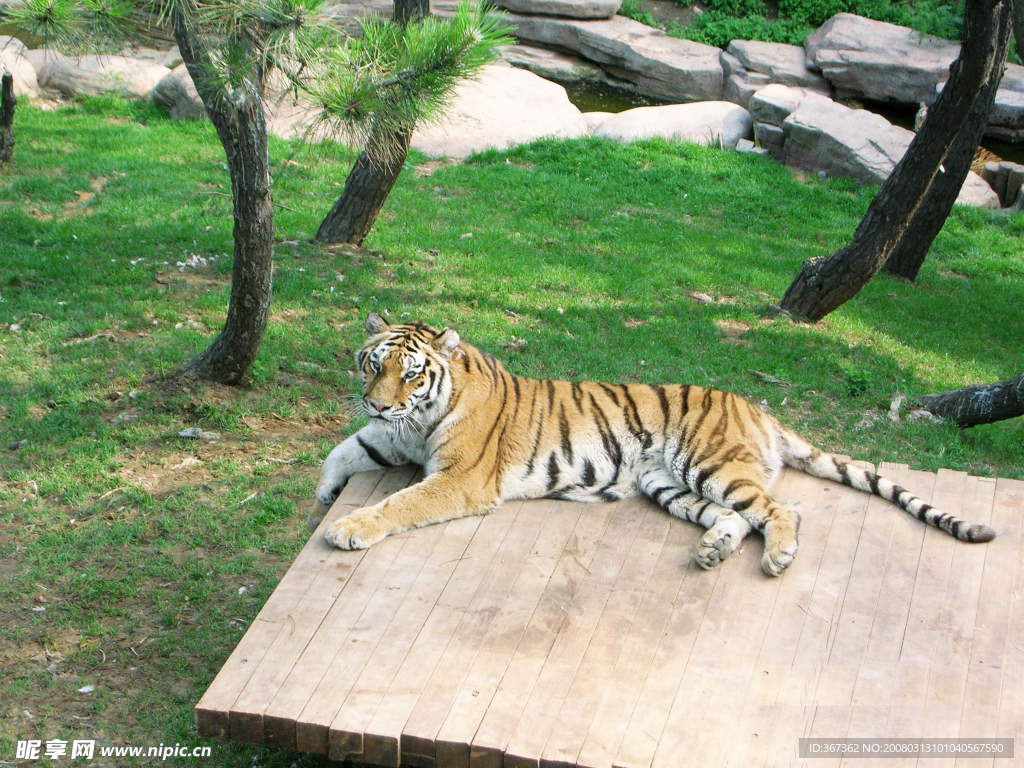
62 333 116 347
748 370 791 387
915 370 1024 427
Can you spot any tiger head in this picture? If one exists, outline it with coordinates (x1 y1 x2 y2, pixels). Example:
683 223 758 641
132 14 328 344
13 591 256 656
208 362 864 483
356 312 461 424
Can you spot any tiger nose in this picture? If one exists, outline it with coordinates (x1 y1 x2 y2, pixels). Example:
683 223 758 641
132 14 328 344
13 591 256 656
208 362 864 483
368 400 387 413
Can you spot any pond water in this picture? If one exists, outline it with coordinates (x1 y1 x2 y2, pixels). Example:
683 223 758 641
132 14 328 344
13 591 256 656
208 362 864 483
564 81 1024 165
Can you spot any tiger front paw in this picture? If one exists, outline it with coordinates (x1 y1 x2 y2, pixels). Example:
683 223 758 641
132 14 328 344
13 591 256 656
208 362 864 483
325 508 388 550
761 518 799 577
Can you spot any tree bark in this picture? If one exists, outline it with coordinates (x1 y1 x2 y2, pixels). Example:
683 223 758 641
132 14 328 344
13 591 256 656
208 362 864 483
393 0 430 23
917 371 1024 426
171 21 275 385
315 127 411 246
0 72 15 167
778 0 1013 321
884 18 1012 280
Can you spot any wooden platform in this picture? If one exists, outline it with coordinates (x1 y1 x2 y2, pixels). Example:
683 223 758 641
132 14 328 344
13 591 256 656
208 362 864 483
196 463 1024 767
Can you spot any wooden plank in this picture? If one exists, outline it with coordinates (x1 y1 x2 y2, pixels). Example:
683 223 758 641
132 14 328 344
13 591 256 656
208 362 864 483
398 499 558 768
917 476 995 768
225 466 420 744
262 525 408 749
469 500 637 768
995 478 1024 758
725 468 844 721
849 470 936 707
884 469 966 750
356 503 525 767
431 500 590 768
763 705 815 768
955 476 1024 768
838 706 890 768
807 706 854 768
777 462 875 707
327 513 486 762
814 463 908 707
293 518 448 754
193 468 388 739
608 546 719 768
724 705 780 768
572 517 695 768
523 502 671 768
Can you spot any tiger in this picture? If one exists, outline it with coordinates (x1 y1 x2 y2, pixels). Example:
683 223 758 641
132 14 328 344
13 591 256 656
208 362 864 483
310 313 995 576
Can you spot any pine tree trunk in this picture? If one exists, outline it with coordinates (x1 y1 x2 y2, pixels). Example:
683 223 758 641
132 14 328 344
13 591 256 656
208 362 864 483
883 25 1011 280
315 128 411 247
916 371 1024 427
172 21 275 385
778 0 1012 322
393 0 430 23
0 72 15 167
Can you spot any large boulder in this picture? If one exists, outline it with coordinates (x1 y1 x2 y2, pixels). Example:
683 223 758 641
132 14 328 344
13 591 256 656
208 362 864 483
495 0 620 19
0 36 40 98
38 54 171 101
506 12 723 103
723 39 830 107
499 44 606 83
986 62 1024 141
411 65 589 159
750 85 997 208
151 64 205 120
592 100 752 147
803 13 959 107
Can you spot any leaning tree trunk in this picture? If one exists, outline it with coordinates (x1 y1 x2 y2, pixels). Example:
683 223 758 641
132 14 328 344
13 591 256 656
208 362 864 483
0 72 15 167
884 24 1011 280
917 371 1024 426
171 22 275 385
778 0 1013 322
315 127 412 246
393 0 429 23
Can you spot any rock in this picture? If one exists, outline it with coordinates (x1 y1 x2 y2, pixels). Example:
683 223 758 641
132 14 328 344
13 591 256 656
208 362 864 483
986 62 1024 141
151 64 205 120
38 54 171 101
592 100 752 148
0 36 40 98
756 85 997 207
781 97 916 184
411 65 589 159
754 121 785 161
496 0 620 19
748 83 835 127
720 50 771 108
506 12 723 103
499 44 606 83
583 111 614 132
726 40 830 103
128 46 183 69
803 13 959 106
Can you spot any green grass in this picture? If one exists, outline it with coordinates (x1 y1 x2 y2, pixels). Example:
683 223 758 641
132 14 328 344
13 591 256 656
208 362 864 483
1 97 1023 765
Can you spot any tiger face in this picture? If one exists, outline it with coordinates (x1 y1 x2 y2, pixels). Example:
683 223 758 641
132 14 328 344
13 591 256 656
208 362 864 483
355 313 460 424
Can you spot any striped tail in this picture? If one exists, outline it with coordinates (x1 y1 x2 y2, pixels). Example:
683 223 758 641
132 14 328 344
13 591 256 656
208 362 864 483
779 430 996 543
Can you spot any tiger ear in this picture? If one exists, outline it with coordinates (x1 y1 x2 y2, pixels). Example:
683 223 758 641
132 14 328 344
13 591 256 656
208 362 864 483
431 328 461 358
366 311 389 335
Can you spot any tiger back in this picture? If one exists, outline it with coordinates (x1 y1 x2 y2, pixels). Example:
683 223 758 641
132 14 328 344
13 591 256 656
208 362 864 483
311 313 994 576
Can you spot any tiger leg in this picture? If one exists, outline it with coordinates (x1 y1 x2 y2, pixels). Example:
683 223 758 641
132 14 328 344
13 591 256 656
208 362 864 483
638 466 752 569
670 462 800 576
311 423 409 532
325 471 499 550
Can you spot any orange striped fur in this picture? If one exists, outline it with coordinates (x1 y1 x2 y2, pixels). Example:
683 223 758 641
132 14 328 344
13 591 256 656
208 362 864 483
311 315 994 575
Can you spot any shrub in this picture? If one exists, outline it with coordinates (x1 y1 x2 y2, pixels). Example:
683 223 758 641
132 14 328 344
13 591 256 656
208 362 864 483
677 12 812 48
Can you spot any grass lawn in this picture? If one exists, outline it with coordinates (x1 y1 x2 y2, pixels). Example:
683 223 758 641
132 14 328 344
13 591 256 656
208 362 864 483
1 97 1022 766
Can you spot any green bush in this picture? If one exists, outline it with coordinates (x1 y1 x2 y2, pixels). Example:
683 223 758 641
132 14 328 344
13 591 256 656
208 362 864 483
703 0 766 19
678 12 812 48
